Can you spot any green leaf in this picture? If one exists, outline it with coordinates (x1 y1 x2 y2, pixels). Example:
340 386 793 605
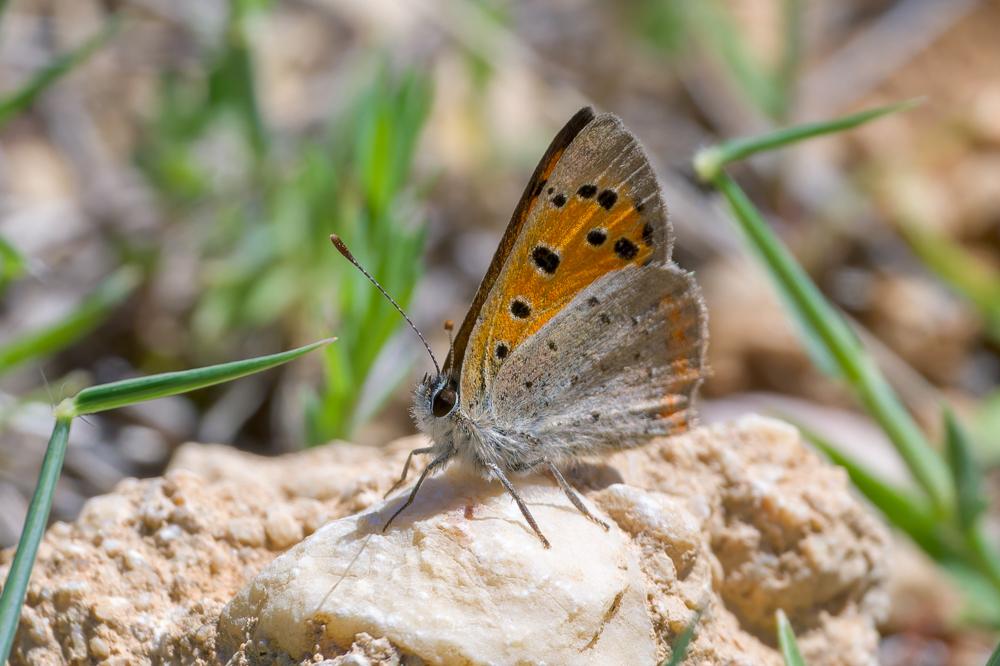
0 267 140 375
776 609 806 666
662 607 703 665
61 338 334 417
0 417 72 663
944 409 986 530
694 99 922 182
709 171 953 513
0 16 120 128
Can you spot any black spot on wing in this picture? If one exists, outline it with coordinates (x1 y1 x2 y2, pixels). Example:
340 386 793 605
551 193 567 207
597 189 618 210
577 184 597 198
547 341 557 351
586 229 607 246
614 238 638 260
496 342 509 359
531 246 560 274
510 299 531 319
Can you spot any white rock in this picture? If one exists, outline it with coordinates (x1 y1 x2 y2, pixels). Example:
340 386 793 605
219 465 655 665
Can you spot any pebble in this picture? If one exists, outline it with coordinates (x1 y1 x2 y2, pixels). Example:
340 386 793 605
155 524 183 547
226 517 265 547
264 510 302 550
89 636 111 658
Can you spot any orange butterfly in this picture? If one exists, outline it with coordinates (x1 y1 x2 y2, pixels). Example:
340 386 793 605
334 107 706 547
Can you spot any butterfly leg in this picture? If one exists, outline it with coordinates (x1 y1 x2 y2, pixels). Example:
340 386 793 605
383 450 452 533
545 460 610 531
385 446 434 498
484 461 551 549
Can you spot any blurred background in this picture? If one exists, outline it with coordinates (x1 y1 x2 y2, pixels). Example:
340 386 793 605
1 0 998 662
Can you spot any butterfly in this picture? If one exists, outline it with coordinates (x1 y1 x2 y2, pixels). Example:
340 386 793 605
332 106 706 548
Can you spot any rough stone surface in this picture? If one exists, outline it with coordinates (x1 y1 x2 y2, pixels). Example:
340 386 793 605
0 416 889 665
220 464 656 665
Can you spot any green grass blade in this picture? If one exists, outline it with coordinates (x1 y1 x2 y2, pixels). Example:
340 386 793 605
774 0 804 121
686 0 784 120
710 172 953 512
0 417 72 663
208 8 268 158
974 389 1000 462
987 635 1000 665
0 16 120 128
0 267 140 375
62 338 334 417
776 609 806 666
965 523 1000 603
662 607 703 665
0 235 26 292
944 409 986 531
694 99 922 181
897 219 1000 343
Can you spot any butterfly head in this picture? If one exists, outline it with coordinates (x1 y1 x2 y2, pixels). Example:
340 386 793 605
415 371 459 420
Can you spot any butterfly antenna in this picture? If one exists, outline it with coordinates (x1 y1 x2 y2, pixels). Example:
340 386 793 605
330 235 440 375
443 320 454 351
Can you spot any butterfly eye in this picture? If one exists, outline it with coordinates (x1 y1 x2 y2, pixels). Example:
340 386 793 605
432 386 457 417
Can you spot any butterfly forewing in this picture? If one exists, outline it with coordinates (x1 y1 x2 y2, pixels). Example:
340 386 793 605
459 112 677 409
445 107 596 381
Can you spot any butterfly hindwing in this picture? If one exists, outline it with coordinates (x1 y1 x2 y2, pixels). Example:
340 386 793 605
491 263 706 461
459 111 676 410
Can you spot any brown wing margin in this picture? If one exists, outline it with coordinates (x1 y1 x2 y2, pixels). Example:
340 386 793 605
444 106 597 378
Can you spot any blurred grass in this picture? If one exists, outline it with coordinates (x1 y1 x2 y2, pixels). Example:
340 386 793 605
897 219 1000 344
0 14 127 379
632 0 803 121
695 103 1000 623
137 0 432 444
0 268 139 376
306 71 430 444
705 170 952 511
0 339 332 662
0 236 26 296
0 16 120 128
